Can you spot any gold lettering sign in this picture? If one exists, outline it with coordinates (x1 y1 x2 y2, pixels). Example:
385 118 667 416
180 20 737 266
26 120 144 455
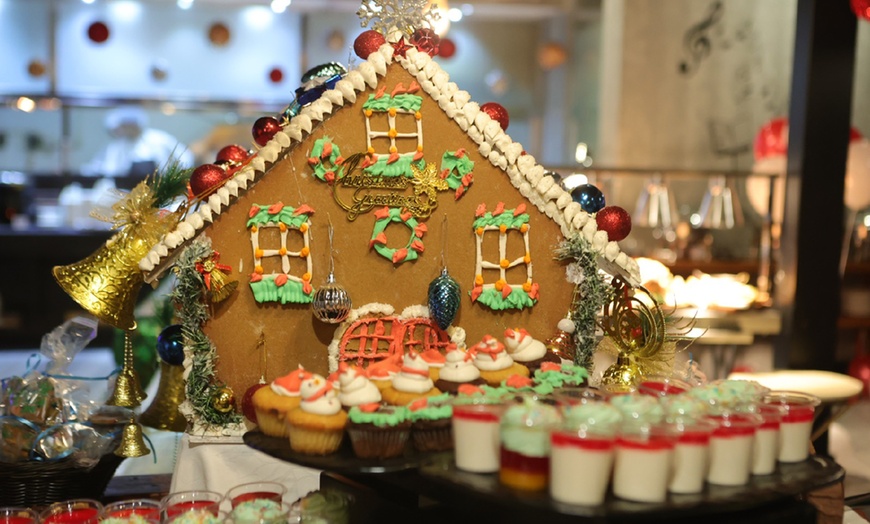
333 162 449 221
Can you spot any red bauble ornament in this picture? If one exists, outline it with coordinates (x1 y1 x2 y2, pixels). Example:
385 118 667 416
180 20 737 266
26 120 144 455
354 30 386 59
481 102 509 131
269 67 284 84
241 383 267 423
596 206 632 241
439 38 456 59
190 164 229 198
252 116 281 147
753 117 788 161
216 144 250 164
411 28 441 57
852 0 870 21
87 21 110 44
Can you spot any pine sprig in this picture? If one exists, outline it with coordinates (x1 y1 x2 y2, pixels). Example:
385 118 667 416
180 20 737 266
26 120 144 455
555 234 614 370
150 156 193 209
171 238 242 426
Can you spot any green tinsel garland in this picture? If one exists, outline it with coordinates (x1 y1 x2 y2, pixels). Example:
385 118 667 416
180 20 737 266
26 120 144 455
554 234 614 371
171 238 242 426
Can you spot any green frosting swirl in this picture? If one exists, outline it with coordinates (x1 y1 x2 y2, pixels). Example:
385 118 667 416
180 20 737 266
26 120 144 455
348 405 410 427
409 393 452 422
610 394 664 424
534 363 589 389
500 399 560 457
362 93 423 112
563 403 622 429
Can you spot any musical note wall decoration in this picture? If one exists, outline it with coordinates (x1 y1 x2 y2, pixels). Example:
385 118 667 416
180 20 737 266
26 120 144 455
678 1 724 76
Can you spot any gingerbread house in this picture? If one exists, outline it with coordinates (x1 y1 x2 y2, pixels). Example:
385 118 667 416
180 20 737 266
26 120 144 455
139 41 641 434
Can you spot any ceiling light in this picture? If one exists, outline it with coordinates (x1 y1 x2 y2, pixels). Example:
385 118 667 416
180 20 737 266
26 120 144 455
447 7 462 22
16 97 36 113
177 0 193 10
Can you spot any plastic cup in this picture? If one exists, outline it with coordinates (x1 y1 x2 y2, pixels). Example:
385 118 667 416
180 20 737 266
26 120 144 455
553 386 610 407
499 399 560 491
451 397 507 473
289 490 353 524
706 411 763 486
637 374 692 397
167 510 226 524
41 500 103 524
550 421 617 505
226 502 295 524
0 507 39 524
762 391 821 463
612 423 677 503
101 500 161 522
752 403 783 475
226 482 287 508
161 491 223 520
669 418 717 494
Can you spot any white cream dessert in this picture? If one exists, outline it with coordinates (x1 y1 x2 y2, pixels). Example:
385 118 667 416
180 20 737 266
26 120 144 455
764 392 819 463
337 363 382 409
435 344 485 394
550 403 621 506
452 391 506 473
612 424 675 503
662 396 714 494
706 412 762 486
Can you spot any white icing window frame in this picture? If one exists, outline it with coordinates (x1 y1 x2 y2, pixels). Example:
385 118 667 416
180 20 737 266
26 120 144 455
365 108 422 157
475 224 533 291
250 221 312 284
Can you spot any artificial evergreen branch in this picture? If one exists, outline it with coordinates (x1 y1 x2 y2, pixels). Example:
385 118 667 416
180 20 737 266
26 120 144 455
150 156 193 209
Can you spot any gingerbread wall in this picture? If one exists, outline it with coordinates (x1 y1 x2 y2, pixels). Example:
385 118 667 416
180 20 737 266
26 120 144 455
201 63 574 402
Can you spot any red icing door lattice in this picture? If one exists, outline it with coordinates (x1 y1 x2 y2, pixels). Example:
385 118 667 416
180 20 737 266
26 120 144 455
338 315 451 367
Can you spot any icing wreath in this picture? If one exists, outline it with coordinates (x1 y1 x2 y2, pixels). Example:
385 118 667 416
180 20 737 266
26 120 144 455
307 137 345 184
369 206 426 264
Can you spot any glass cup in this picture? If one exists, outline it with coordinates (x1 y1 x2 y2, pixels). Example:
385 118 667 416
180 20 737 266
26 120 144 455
499 398 560 491
550 417 618 505
705 410 764 486
167 510 226 524
289 490 353 524
226 502 295 524
161 491 223 520
451 396 508 473
553 386 610 407
637 374 692 397
41 499 103 524
226 482 287 508
669 418 717 494
762 391 821 463
612 422 677 503
752 403 784 475
101 500 161 522
0 507 39 524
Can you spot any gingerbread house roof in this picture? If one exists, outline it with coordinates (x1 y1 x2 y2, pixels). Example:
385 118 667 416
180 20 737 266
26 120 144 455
138 43 641 286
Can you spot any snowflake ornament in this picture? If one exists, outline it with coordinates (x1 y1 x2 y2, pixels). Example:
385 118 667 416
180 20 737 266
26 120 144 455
357 0 442 40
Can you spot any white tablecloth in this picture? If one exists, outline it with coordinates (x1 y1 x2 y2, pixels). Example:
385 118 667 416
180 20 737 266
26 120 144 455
170 434 321 503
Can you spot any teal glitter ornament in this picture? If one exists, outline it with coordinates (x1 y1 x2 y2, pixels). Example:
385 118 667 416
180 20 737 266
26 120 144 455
429 268 461 330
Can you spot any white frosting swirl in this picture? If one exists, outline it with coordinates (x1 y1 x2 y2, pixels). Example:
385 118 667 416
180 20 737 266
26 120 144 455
391 352 434 394
438 348 481 383
472 337 514 371
338 368 381 407
299 374 342 416
503 329 547 363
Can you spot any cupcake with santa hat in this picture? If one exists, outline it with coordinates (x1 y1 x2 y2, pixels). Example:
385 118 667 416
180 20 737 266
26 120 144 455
434 344 486 395
337 362 382 410
285 374 347 455
503 327 561 373
472 335 529 387
381 350 442 406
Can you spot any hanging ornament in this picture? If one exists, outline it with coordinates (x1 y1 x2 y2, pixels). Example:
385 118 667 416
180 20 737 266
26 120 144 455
242 332 269 423
354 30 386 59
411 27 440 57
481 102 509 131
439 38 456 59
252 116 282 147
195 251 238 303
27 60 47 78
312 219 352 323
596 206 632 241
545 317 576 362
150 62 169 82
208 22 231 46
87 21 110 44
391 36 412 58
216 144 250 165
210 387 236 413
570 183 606 213
357 0 442 38
301 62 348 84
269 67 284 84
428 268 460 330
189 164 229 199
157 324 185 366
852 0 870 21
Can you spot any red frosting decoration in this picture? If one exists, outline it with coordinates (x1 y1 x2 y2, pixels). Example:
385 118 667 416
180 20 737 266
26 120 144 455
216 144 250 164
481 102 509 131
241 383 267 423
189 164 229 198
273 366 312 393
87 21 110 43
252 116 282 147
420 348 446 365
505 374 533 389
539 361 561 373
852 0 870 21
439 37 456 58
457 384 484 396
410 28 441 57
595 206 632 242
354 30 387 59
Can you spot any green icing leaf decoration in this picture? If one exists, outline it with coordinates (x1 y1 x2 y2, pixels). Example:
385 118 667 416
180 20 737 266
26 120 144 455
369 207 427 264
308 137 345 184
362 93 423 112
250 275 314 304
363 156 424 178
246 203 313 229
440 150 474 199
473 287 537 311
472 209 530 230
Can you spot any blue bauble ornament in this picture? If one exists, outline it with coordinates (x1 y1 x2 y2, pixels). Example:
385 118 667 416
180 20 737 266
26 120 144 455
157 324 185 366
571 184 606 213
428 268 461 330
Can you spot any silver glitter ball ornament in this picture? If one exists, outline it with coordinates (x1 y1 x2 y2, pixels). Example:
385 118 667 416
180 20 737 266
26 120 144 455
312 272 352 323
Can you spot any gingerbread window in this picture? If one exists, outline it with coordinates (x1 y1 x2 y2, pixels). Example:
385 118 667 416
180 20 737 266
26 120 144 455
360 81 425 177
246 203 315 304
470 202 539 311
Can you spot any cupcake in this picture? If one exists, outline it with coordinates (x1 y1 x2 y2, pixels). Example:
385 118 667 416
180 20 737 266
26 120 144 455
253 365 311 437
365 352 403 391
285 374 348 455
434 344 486 395
420 348 446 381
503 328 561 373
381 350 442 406
471 335 529 386
346 403 411 459
337 363 382 410
407 393 453 451
533 361 589 390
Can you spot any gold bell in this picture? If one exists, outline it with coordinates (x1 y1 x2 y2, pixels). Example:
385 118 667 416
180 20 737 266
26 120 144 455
545 319 576 362
140 361 188 432
107 332 147 408
115 419 151 458
52 227 154 331
600 352 643 393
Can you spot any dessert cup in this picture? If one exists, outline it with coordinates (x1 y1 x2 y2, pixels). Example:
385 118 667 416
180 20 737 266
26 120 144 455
706 411 763 486
499 399 560 491
553 386 610 407
101 500 161 522
612 423 677 503
0 507 39 524
669 418 717 494
451 396 508 473
637 374 692 397
762 391 820 463
752 403 783 475
550 416 618 505
161 491 223 521
226 482 287 508
40 500 103 524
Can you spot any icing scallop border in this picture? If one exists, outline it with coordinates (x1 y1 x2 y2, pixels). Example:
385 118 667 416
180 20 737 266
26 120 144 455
139 42 640 285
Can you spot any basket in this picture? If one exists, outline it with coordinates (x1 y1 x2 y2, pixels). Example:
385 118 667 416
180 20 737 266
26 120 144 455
0 453 124 508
